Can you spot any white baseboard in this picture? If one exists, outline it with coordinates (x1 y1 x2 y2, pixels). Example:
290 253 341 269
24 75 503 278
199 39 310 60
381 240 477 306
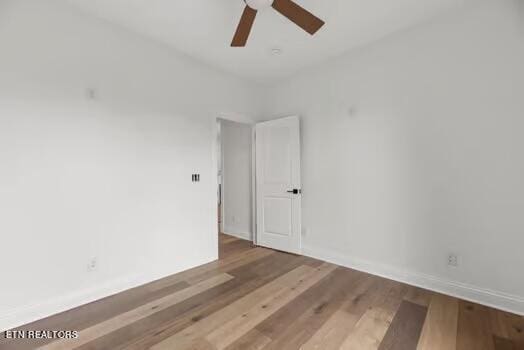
0 256 216 332
0 274 145 332
222 229 252 241
302 244 524 316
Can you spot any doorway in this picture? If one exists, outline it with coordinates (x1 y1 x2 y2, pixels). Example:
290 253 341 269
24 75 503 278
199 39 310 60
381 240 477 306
216 118 254 251
213 115 302 256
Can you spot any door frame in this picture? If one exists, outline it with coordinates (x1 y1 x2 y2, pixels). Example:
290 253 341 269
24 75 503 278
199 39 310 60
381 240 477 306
251 125 257 245
212 113 256 245
211 114 300 252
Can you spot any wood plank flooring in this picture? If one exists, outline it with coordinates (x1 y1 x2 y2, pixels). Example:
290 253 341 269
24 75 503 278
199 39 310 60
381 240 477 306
1 234 522 350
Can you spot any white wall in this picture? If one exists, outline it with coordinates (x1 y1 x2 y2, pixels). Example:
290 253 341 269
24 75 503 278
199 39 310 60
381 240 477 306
220 120 252 240
265 0 524 314
0 0 263 330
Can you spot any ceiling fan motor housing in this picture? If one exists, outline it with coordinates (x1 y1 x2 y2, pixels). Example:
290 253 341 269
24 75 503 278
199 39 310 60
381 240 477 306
245 0 274 10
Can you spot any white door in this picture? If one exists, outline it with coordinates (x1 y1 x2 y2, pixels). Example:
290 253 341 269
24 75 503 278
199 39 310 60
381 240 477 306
255 116 301 254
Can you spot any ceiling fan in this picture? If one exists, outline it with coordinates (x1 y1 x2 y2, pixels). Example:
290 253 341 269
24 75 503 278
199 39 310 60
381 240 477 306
231 0 325 47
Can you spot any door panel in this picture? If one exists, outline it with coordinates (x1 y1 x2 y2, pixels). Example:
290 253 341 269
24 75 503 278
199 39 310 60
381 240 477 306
255 116 301 254
264 127 291 183
263 197 292 235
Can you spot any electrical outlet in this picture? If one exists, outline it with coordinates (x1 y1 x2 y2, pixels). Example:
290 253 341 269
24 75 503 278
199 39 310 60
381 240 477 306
85 88 97 100
87 257 98 272
447 254 458 267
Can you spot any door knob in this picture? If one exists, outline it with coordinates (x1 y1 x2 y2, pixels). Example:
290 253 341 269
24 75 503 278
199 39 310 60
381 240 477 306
287 189 301 194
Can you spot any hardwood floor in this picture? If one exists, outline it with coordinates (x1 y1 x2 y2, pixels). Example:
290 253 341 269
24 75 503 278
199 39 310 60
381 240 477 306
2 234 523 350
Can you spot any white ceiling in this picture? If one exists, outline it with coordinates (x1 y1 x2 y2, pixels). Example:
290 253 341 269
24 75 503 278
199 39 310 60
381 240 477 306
67 0 468 84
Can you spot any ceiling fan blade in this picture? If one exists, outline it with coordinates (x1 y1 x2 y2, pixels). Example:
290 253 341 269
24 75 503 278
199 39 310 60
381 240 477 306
271 0 325 35
231 5 258 47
